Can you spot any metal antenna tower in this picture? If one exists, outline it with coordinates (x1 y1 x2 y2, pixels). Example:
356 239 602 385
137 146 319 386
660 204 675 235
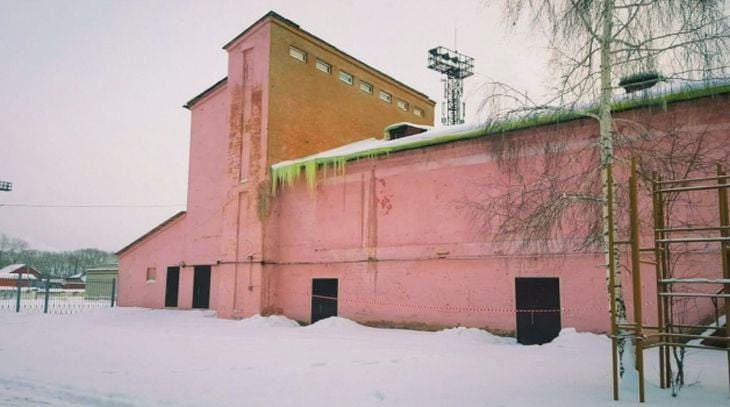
427 46 474 125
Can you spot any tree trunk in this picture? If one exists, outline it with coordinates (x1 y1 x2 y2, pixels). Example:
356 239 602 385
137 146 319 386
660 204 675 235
598 0 631 378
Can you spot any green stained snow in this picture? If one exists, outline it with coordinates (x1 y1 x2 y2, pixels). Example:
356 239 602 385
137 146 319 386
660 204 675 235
271 83 730 192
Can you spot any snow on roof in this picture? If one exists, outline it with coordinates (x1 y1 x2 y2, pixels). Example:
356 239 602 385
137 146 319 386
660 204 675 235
271 122 485 189
0 264 26 274
67 272 86 280
86 264 119 273
0 264 38 280
271 79 730 191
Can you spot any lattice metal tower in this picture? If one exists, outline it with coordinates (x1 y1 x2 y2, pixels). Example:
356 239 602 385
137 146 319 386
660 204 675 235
427 46 474 125
0 180 11 191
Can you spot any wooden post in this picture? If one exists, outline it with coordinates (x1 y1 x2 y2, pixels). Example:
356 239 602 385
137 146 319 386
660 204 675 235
658 182 672 389
717 165 729 395
630 159 645 402
652 174 666 389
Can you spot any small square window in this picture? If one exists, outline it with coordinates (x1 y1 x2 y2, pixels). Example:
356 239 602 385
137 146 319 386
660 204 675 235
360 81 374 94
289 47 307 62
379 90 392 103
339 71 353 85
414 107 424 117
146 267 156 282
315 59 331 74
397 100 409 111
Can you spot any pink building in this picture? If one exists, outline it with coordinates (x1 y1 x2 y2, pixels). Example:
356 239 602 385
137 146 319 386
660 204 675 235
118 12 730 344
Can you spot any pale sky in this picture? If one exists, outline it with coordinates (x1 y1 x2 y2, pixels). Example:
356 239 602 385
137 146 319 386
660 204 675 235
0 0 548 252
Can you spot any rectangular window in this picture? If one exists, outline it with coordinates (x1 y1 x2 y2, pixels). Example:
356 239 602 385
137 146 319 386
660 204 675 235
379 90 392 103
315 59 331 74
339 71 353 85
146 267 156 282
397 100 409 111
289 46 307 62
359 81 374 94
414 107 424 117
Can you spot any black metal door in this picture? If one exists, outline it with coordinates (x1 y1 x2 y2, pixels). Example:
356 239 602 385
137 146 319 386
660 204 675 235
164 266 180 307
515 278 561 345
311 278 338 323
192 266 211 309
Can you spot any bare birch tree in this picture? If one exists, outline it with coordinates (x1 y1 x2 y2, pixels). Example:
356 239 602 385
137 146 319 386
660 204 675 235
476 0 730 382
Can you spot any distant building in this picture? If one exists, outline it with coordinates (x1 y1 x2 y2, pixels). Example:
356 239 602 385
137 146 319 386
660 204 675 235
47 278 65 289
0 264 42 288
63 272 86 290
85 264 118 299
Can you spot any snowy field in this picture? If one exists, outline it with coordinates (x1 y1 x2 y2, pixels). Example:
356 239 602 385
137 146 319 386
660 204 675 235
0 308 726 406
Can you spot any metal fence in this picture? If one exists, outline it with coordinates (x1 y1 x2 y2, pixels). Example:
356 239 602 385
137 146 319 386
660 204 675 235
0 279 116 314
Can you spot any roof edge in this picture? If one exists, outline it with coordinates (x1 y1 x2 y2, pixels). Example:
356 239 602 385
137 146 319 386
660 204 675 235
116 211 187 257
183 77 228 110
223 11 296 50
222 10 434 103
271 16 434 103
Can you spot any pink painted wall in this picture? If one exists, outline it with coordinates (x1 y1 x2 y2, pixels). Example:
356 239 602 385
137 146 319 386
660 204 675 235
214 22 272 319
265 138 615 332
118 216 185 308
184 83 229 265
265 95 730 333
118 81 231 310
118 22 272 315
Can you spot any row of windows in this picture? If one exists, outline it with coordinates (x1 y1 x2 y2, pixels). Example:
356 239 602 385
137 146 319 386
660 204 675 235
289 46 425 118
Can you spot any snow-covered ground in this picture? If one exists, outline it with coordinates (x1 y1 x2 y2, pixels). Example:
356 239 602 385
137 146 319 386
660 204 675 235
0 308 726 406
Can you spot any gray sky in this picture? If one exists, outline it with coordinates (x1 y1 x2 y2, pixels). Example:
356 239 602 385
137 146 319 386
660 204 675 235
0 0 547 252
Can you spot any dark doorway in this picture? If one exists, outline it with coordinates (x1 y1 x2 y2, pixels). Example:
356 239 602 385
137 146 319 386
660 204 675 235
515 277 561 345
192 266 211 309
311 278 338 323
164 266 180 307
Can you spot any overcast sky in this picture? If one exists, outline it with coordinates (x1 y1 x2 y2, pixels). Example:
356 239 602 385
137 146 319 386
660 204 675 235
0 0 548 252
